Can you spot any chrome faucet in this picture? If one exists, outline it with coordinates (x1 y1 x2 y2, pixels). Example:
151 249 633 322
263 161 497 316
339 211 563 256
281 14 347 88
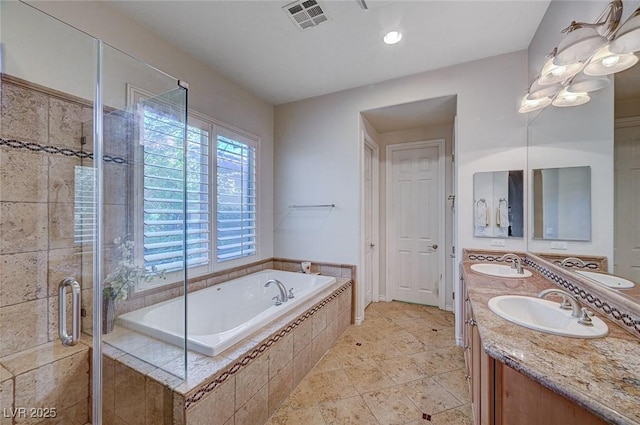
265 279 288 304
499 253 524 274
559 257 586 268
537 288 581 318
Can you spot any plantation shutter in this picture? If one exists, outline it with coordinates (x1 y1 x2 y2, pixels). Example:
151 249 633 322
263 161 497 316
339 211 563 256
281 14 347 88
141 103 186 271
216 128 257 262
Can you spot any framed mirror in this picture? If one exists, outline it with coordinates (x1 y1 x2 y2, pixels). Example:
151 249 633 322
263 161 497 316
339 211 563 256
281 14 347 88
526 0 640 304
532 166 591 241
473 170 524 238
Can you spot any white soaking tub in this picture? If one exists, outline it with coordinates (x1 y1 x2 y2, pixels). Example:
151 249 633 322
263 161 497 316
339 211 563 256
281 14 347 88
116 269 337 356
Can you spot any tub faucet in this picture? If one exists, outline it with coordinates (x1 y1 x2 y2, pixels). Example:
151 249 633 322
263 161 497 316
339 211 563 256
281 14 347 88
499 253 524 274
537 288 581 318
265 279 288 303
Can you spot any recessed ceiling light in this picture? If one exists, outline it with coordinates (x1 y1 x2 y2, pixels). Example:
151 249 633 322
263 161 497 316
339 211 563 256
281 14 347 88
383 31 402 45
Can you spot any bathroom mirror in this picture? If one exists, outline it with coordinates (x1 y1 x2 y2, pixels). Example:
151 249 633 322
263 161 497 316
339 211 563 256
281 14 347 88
531 166 591 241
526 0 640 303
473 170 524 238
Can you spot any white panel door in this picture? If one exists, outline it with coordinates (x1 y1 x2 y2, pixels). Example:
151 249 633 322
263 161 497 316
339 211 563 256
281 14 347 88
364 143 374 307
389 144 441 305
615 123 640 282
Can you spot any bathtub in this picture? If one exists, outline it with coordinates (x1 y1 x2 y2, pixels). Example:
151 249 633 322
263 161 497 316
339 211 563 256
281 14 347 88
116 269 337 356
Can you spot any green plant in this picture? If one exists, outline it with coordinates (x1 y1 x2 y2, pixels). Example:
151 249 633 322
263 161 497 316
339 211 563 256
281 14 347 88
103 236 165 301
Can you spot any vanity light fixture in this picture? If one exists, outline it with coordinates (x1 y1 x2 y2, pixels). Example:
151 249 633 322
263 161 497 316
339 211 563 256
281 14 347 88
383 31 402 45
554 0 622 66
527 79 563 100
551 88 591 107
519 0 640 113
566 73 611 93
609 6 640 54
538 51 584 85
584 45 639 75
518 96 552 113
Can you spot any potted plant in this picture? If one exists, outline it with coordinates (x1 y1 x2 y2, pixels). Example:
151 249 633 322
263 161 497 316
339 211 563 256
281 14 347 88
103 236 165 333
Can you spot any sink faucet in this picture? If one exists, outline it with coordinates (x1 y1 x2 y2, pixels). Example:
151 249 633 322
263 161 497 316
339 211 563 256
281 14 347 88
265 279 288 304
537 288 581 318
499 253 524 274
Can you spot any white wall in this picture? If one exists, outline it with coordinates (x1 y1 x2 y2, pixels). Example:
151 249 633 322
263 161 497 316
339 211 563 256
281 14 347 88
275 50 529 325
19 0 275 265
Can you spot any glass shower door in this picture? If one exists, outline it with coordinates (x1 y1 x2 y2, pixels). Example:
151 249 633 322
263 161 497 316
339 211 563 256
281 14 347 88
97 44 188 425
0 2 97 424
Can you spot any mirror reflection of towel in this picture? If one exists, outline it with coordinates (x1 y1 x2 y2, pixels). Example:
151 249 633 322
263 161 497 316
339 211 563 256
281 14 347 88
497 205 509 229
476 202 488 228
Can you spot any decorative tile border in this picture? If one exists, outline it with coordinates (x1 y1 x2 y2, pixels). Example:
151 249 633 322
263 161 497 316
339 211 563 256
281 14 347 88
0 136 127 163
525 258 640 336
183 281 352 410
549 258 600 270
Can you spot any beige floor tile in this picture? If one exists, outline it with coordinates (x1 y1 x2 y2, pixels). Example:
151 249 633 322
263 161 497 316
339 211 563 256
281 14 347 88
429 404 473 425
268 301 465 425
408 346 465 377
304 369 359 403
361 387 422 425
267 406 326 425
377 355 427 385
433 368 472 404
402 377 463 415
342 365 396 393
319 395 380 425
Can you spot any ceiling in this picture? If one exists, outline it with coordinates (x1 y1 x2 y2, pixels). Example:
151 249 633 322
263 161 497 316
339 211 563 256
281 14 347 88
107 0 551 106
362 95 457 133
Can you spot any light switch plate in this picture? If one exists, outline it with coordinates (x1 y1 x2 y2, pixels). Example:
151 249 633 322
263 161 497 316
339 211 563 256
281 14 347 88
491 239 506 247
550 241 568 250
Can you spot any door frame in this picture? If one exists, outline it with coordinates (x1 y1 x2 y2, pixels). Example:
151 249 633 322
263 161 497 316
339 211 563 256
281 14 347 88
360 130 380 310
385 139 446 309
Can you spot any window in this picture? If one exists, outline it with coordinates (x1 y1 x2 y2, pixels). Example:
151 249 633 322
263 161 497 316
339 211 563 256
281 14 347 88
131 86 259 282
216 129 257 262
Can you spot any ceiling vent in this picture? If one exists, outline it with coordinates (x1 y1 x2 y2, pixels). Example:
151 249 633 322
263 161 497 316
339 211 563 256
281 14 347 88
283 0 329 31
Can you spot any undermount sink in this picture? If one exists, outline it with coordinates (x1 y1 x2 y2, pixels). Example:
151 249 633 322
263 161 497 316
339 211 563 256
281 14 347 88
471 263 532 278
488 295 609 338
574 270 635 289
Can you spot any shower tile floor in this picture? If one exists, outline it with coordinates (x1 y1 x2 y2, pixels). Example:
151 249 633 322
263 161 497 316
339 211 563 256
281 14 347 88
266 301 472 425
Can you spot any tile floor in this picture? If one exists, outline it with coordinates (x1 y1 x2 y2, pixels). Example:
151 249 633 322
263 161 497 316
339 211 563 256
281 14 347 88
266 301 472 425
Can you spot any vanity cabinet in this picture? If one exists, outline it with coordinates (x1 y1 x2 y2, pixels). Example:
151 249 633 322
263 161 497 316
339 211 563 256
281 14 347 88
462 277 495 425
461 275 609 425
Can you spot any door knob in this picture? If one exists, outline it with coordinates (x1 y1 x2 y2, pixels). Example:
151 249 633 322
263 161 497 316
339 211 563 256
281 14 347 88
431 244 438 250
370 243 375 248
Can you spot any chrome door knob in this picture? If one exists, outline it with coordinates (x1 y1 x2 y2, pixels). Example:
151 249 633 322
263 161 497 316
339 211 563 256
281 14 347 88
431 244 438 250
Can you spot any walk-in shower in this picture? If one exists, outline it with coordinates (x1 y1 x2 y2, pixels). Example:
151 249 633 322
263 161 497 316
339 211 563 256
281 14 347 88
0 2 189 423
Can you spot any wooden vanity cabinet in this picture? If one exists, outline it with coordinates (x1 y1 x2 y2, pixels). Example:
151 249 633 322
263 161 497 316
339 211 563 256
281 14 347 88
462 276 495 425
461 274 608 425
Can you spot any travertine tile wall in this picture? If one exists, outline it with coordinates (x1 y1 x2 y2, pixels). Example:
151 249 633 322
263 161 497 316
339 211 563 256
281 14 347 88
0 76 92 425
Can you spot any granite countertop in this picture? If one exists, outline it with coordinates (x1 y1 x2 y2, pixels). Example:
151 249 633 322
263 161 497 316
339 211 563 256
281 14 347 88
462 261 640 425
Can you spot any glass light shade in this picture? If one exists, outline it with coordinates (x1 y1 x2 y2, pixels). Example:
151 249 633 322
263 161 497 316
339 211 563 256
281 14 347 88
554 27 607 66
527 79 562 100
566 73 611 93
518 96 552 113
552 89 591 107
584 45 639 75
538 57 583 85
609 9 640 54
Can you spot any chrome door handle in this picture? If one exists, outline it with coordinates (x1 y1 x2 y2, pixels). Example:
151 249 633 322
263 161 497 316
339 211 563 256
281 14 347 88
59 277 81 346
370 243 375 248
431 244 438 250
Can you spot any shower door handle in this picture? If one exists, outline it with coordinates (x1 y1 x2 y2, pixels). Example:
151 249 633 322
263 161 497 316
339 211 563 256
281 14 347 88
59 277 81 346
